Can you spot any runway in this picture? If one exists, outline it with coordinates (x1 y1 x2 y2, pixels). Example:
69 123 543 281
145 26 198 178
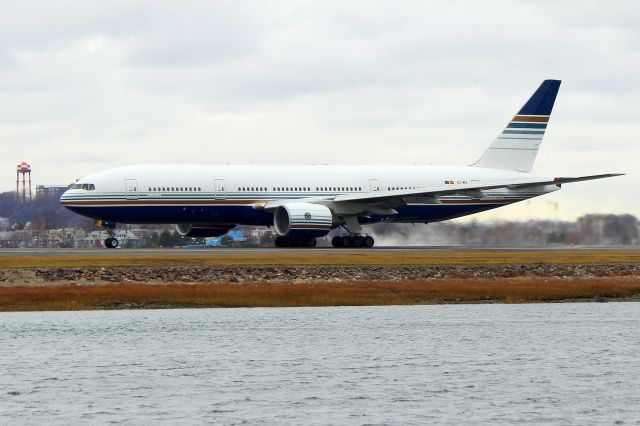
1 246 638 256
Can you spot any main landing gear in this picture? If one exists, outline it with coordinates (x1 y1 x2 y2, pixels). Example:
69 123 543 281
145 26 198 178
275 236 317 248
331 234 375 248
330 217 375 248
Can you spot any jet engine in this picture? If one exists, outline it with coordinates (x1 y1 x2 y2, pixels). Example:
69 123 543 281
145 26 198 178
175 224 234 238
273 202 334 238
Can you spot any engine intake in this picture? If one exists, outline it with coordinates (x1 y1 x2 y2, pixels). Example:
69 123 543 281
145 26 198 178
273 203 334 238
175 224 234 238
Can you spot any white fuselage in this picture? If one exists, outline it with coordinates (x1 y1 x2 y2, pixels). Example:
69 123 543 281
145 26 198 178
60 164 558 226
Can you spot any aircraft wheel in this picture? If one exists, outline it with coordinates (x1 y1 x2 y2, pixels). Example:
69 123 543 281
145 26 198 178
364 236 375 248
105 238 119 249
331 236 343 248
353 236 364 247
275 236 286 248
307 237 317 248
341 235 352 247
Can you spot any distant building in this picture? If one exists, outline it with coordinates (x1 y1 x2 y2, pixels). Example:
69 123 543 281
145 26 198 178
76 229 142 248
36 184 70 199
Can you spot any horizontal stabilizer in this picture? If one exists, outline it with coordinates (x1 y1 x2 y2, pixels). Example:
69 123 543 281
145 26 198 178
549 173 625 185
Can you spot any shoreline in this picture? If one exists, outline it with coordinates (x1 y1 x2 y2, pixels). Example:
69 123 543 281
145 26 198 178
1 276 639 311
1 251 638 312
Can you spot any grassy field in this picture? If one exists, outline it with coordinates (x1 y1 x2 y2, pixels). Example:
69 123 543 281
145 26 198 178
1 277 639 311
1 250 639 269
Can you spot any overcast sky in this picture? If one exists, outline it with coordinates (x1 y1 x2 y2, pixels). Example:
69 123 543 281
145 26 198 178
1 0 638 221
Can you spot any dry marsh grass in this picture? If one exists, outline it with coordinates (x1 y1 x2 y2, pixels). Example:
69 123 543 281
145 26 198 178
1 277 639 311
1 250 639 269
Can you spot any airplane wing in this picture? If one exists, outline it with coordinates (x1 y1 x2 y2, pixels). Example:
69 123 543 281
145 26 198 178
261 173 623 210
333 173 623 203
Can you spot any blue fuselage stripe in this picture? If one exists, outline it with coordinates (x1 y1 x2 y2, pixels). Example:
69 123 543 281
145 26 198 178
63 202 530 227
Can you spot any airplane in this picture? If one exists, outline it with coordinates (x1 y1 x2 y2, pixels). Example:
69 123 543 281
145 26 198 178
60 80 622 249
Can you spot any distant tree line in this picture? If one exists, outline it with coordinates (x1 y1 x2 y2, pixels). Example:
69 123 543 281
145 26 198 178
0 191 93 230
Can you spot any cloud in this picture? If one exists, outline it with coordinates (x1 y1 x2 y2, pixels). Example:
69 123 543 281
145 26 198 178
0 0 638 219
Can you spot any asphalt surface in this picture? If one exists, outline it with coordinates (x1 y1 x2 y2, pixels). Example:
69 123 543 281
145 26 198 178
0 246 638 256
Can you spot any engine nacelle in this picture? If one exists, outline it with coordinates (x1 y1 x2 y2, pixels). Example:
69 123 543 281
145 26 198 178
175 224 234 238
273 202 334 238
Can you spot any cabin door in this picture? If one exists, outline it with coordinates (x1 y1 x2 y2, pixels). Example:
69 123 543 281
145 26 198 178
213 179 226 200
369 179 381 192
124 179 138 200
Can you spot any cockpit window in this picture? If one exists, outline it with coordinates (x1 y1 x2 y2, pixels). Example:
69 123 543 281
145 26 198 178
72 183 95 190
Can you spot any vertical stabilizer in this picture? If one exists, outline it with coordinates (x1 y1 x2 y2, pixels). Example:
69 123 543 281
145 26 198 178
473 80 561 172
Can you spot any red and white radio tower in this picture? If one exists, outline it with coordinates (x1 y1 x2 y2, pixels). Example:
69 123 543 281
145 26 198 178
16 161 32 201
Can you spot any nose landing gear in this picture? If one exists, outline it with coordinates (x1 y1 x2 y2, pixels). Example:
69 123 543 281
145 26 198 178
104 236 119 249
95 219 119 249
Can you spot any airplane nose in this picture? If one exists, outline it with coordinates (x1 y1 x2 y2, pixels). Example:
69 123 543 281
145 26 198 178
60 189 71 204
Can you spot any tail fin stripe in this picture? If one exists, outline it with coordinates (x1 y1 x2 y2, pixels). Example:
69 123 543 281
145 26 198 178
497 136 543 140
488 147 539 150
502 130 545 135
507 123 547 129
511 116 549 122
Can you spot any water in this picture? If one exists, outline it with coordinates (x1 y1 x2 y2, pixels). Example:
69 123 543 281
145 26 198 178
1 304 639 425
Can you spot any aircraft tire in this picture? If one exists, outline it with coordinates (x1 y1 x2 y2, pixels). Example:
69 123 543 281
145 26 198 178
105 238 119 249
331 236 343 248
307 237 317 247
364 236 375 248
353 236 364 247
341 235 352 247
